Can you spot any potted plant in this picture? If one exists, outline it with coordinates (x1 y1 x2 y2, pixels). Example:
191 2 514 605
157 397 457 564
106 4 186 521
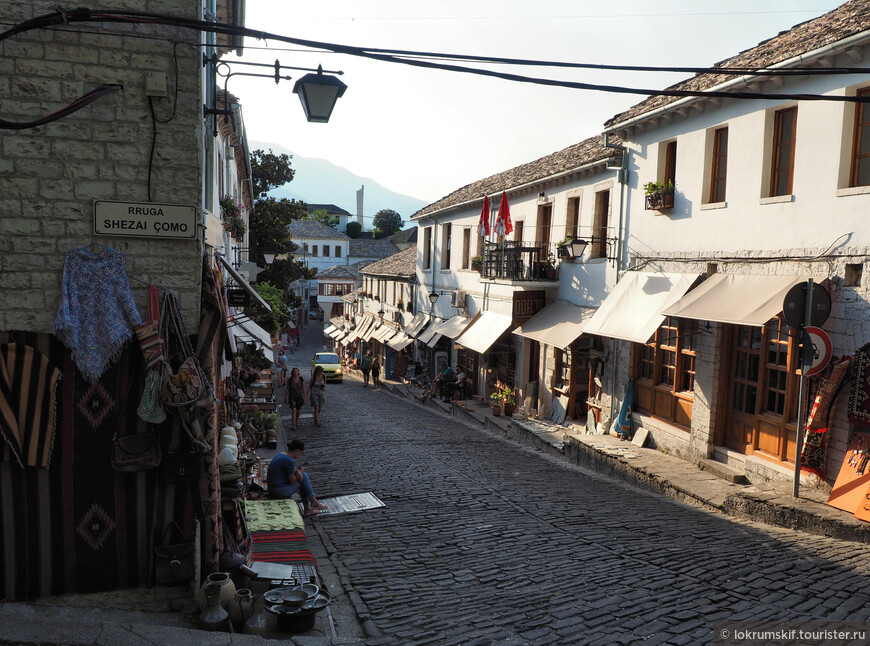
500 388 516 416
220 196 241 224
231 215 247 238
489 392 503 416
470 255 483 272
643 179 675 210
545 252 557 280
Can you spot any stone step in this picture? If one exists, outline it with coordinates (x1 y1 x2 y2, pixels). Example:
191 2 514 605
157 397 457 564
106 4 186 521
698 458 749 485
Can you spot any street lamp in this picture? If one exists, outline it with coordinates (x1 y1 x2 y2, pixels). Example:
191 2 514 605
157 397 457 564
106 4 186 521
427 291 440 314
293 66 348 123
566 238 589 259
260 249 277 265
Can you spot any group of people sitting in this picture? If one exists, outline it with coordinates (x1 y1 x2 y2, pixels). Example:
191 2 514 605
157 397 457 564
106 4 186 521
431 363 470 402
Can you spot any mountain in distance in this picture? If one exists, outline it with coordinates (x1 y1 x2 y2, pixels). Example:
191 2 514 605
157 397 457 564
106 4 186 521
249 140 428 223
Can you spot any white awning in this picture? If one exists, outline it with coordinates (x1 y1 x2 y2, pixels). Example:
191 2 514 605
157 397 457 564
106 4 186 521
233 318 275 362
454 311 514 354
387 332 413 351
323 324 337 336
361 320 381 341
218 255 272 312
425 332 443 348
373 325 396 342
432 315 470 339
662 274 812 327
403 312 430 337
417 319 441 344
513 302 595 349
351 316 376 342
328 327 344 339
582 272 700 344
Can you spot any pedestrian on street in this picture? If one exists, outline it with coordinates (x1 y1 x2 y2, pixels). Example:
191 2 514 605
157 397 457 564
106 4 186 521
276 350 289 386
310 365 327 426
371 355 381 390
265 439 327 516
360 351 372 387
286 367 307 430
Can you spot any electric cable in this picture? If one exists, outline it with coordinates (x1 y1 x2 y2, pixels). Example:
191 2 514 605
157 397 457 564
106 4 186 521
0 84 122 130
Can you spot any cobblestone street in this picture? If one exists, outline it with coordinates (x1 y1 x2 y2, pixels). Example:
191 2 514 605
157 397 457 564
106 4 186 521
286 330 870 645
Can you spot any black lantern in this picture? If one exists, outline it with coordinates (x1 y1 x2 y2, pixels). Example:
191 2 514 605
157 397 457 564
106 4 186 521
293 66 348 123
567 238 589 259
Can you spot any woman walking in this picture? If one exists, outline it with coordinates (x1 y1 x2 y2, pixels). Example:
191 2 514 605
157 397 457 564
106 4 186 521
360 351 372 387
286 367 306 430
310 365 327 426
371 355 381 390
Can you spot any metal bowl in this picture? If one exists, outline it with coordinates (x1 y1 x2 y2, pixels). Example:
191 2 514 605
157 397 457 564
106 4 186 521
301 582 319 599
281 589 308 606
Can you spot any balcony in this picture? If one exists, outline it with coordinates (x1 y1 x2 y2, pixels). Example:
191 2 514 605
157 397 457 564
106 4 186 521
481 241 559 283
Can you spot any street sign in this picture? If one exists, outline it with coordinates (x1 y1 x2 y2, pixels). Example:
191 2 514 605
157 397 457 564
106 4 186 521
94 200 197 239
782 281 831 328
802 326 832 377
227 289 251 307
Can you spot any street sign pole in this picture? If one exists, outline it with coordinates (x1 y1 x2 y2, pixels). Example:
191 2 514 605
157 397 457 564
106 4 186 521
793 278 813 498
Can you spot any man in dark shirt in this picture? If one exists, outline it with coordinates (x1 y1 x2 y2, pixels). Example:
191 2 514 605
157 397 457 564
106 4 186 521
266 439 327 516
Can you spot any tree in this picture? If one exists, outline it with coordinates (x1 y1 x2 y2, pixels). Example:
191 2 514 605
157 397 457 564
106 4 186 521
345 221 362 238
373 209 404 236
251 149 294 199
306 208 339 228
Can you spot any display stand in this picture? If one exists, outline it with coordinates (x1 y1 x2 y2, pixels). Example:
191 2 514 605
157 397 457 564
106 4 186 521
827 432 870 518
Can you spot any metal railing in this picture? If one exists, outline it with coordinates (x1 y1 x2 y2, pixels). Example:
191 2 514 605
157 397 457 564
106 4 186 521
481 241 559 281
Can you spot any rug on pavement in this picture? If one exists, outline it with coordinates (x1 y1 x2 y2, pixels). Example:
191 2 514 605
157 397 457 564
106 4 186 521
298 492 386 516
251 530 317 564
245 498 305 532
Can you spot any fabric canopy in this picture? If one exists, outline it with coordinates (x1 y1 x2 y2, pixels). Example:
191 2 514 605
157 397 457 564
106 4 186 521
328 327 344 339
513 302 595 349
218 255 272 312
455 311 514 354
403 312 430 337
234 318 275 362
432 315 470 339
425 332 443 348
323 324 337 336
662 273 811 327
361 321 380 341
353 316 376 341
418 320 441 345
582 272 700 344
387 332 413 351
373 325 396 342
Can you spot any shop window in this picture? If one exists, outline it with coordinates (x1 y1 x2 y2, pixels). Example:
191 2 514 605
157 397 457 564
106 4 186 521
850 87 870 187
633 317 697 429
423 227 432 269
554 348 570 390
462 227 471 269
724 318 800 463
709 127 728 203
770 107 797 197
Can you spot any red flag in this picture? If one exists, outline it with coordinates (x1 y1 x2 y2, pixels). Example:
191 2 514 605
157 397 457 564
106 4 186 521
495 191 512 236
477 195 490 237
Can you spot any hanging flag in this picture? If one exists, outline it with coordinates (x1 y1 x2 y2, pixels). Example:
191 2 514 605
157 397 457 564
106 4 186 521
495 191 513 236
477 195 490 237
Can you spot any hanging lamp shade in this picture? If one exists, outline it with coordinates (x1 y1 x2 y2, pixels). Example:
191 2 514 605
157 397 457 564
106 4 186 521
293 66 348 123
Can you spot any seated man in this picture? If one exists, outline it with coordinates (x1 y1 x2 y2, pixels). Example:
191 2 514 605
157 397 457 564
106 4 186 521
431 363 454 397
442 365 468 402
266 439 327 516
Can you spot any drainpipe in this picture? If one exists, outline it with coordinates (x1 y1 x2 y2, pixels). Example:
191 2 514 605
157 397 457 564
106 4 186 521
604 132 629 432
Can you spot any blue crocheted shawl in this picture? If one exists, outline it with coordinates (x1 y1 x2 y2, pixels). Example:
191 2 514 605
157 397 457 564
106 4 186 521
54 246 143 383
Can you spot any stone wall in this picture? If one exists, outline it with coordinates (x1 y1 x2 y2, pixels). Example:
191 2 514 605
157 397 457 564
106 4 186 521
1 1 205 332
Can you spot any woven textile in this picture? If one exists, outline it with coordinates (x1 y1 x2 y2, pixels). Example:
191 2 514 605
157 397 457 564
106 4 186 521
245 498 305 532
801 356 851 477
251 530 316 564
849 350 870 426
54 247 143 383
0 342 62 468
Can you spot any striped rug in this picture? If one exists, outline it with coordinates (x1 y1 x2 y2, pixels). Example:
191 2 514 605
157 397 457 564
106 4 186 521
250 530 316 564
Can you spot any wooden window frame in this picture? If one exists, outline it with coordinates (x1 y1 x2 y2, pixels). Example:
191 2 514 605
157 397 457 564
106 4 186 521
462 227 471 269
633 317 696 429
554 347 570 391
335 246 342 258
442 223 452 270
423 227 432 269
591 190 610 260
566 197 580 241
770 106 797 197
850 87 870 188
514 220 524 244
312 244 318 256
709 127 728 203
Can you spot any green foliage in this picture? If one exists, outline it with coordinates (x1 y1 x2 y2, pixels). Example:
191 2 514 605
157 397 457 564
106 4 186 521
252 281 294 332
219 196 241 220
251 149 295 199
643 179 674 195
306 208 339 228
345 221 362 238
372 209 404 236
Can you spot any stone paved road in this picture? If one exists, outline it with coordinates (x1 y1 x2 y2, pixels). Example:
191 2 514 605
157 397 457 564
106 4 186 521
289 332 870 645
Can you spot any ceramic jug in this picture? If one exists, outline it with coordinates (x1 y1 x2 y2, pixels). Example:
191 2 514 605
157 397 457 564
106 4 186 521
199 571 236 611
242 594 269 636
229 588 254 632
198 581 230 632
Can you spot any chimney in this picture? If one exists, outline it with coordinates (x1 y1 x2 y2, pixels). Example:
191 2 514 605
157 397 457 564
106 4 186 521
356 185 364 226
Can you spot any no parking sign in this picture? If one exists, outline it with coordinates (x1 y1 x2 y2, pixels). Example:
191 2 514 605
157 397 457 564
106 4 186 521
802 326 832 377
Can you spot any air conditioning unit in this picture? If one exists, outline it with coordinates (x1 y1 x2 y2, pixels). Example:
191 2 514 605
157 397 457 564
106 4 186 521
451 290 467 308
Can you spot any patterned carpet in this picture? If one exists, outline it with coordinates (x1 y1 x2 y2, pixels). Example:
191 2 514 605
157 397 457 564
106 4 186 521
245 498 305 532
250 530 316 564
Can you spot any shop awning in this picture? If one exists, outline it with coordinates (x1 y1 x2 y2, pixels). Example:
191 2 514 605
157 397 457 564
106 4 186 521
582 272 700 344
403 312 430 337
323 324 337 336
328 327 344 339
334 329 349 344
387 332 413 351
361 321 381 342
218 255 272 312
352 316 376 341
233 318 275 362
662 274 811 327
425 332 443 348
432 315 470 339
417 319 441 344
454 311 514 354
513 302 595 349
373 325 396 342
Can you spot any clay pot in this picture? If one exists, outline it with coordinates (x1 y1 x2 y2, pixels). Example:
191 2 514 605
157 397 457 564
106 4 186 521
200 572 236 611
503 403 516 416
198 581 230 632
243 594 269 636
491 405 501 416
229 588 254 632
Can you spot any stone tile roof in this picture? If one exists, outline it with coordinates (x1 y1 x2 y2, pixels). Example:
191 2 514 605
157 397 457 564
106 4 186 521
412 134 618 219
288 219 349 240
318 264 359 279
349 260 374 273
387 228 418 244
360 246 417 278
341 292 358 304
606 0 870 128
307 203 352 216
348 238 399 259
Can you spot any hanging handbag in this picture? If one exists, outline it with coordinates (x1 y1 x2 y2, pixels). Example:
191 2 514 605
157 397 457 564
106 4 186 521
153 521 195 586
159 292 209 407
137 369 167 424
110 432 162 472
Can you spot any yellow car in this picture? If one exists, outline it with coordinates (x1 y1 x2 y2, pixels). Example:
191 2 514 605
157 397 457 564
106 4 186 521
311 352 343 383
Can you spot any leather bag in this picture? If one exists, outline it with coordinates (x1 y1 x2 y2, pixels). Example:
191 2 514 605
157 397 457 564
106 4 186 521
110 432 161 472
154 522 195 586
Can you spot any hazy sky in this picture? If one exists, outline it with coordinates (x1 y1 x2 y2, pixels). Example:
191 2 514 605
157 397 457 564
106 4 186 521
226 1 844 204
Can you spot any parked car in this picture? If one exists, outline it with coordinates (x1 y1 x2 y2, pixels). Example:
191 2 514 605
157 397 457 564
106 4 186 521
311 352 343 383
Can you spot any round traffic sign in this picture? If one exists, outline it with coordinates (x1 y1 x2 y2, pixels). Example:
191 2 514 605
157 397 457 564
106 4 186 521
783 282 831 328
802 326 832 377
